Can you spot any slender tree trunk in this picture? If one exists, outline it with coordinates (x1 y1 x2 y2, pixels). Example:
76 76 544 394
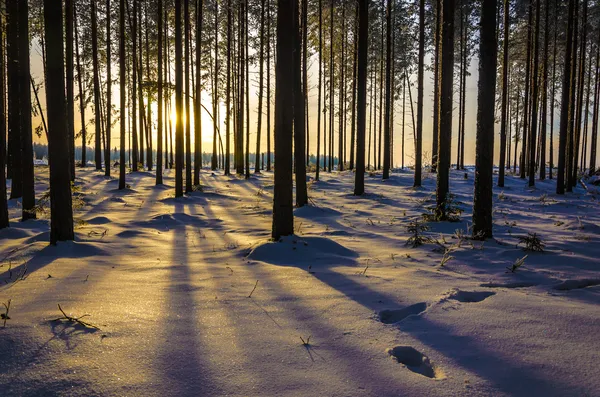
566 0 579 192
414 0 425 186
431 0 441 173
528 0 541 186
539 0 549 180
0 8 8 229
302 0 309 166
353 0 368 195
338 4 345 172
382 0 392 179
245 3 250 179
211 0 219 170
104 0 112 176
498 0 509 186
6 0 21 199
378 2 384 171
316 0 323 180
18 0 36 220
44 0 75 243
175 0 184 196
255 0 266 173
156 0 164 185
349 3 358 172
294 0 308 206
66 0 76 180
572 0 587 186
549 0 557 179
74 3 87 168
557 0 575 193
590 29 600 175
266 0 272 172
520 0 533 179
436 0 455 218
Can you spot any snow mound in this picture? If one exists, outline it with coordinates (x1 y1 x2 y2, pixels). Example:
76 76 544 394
247 235 358 266
387 346 443 379
85 216 111 225
553 278 600 291
378 302 428 324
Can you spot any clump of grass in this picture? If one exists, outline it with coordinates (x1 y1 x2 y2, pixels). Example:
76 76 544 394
517 233 545 252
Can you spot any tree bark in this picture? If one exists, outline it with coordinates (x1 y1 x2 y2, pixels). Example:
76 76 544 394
435 0 455 218
44 0 75 244
353 0 368 196
272 0 295 238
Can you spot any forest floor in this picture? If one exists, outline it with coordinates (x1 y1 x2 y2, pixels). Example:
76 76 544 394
1 166 599 396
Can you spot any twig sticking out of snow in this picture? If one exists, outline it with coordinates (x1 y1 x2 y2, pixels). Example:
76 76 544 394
248 280 259 298
52 304 101 330
2 300 11 327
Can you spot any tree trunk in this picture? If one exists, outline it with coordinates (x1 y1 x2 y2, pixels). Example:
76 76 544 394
294 0 308 206
0 7 8 229
473 0 497 238
44 0 75 244
498 0 509 186
431 0 441 173
92 0 102 171
156 0 164 185
175 0 184 197
528 0 541 187
382 0 392 179
349 3 358 172
414 0 424 186
18 0 36 220
272 0 295 238
353 0 368 196
74 3 87 168
435 0 455 218
266 0 272 172
572 0 587 186
6 0 21 199
256 0 266 173
556 0 575 194
66 0 76 180
590 29 600 175
520 0 533 179
539 0 549 180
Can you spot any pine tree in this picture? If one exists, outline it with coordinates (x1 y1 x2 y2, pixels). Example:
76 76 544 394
435 0 455 218
472 0 498 238
119 0 127 190
353 0 368 196
272 0 295 239
44 0 74 244
0 4 8 229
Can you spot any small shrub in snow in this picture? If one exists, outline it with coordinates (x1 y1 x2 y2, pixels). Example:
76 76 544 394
517 233 545 252
405 220 433 248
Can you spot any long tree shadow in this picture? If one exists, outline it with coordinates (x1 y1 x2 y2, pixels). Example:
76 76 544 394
154 199 222 396
247 235 582 395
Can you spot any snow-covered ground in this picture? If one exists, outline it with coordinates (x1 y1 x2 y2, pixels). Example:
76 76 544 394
1 166 599 396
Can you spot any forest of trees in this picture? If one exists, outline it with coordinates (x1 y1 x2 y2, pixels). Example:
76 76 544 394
0 0 599 242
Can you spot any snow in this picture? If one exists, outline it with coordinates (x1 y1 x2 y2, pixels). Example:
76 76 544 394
1 165 599 396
